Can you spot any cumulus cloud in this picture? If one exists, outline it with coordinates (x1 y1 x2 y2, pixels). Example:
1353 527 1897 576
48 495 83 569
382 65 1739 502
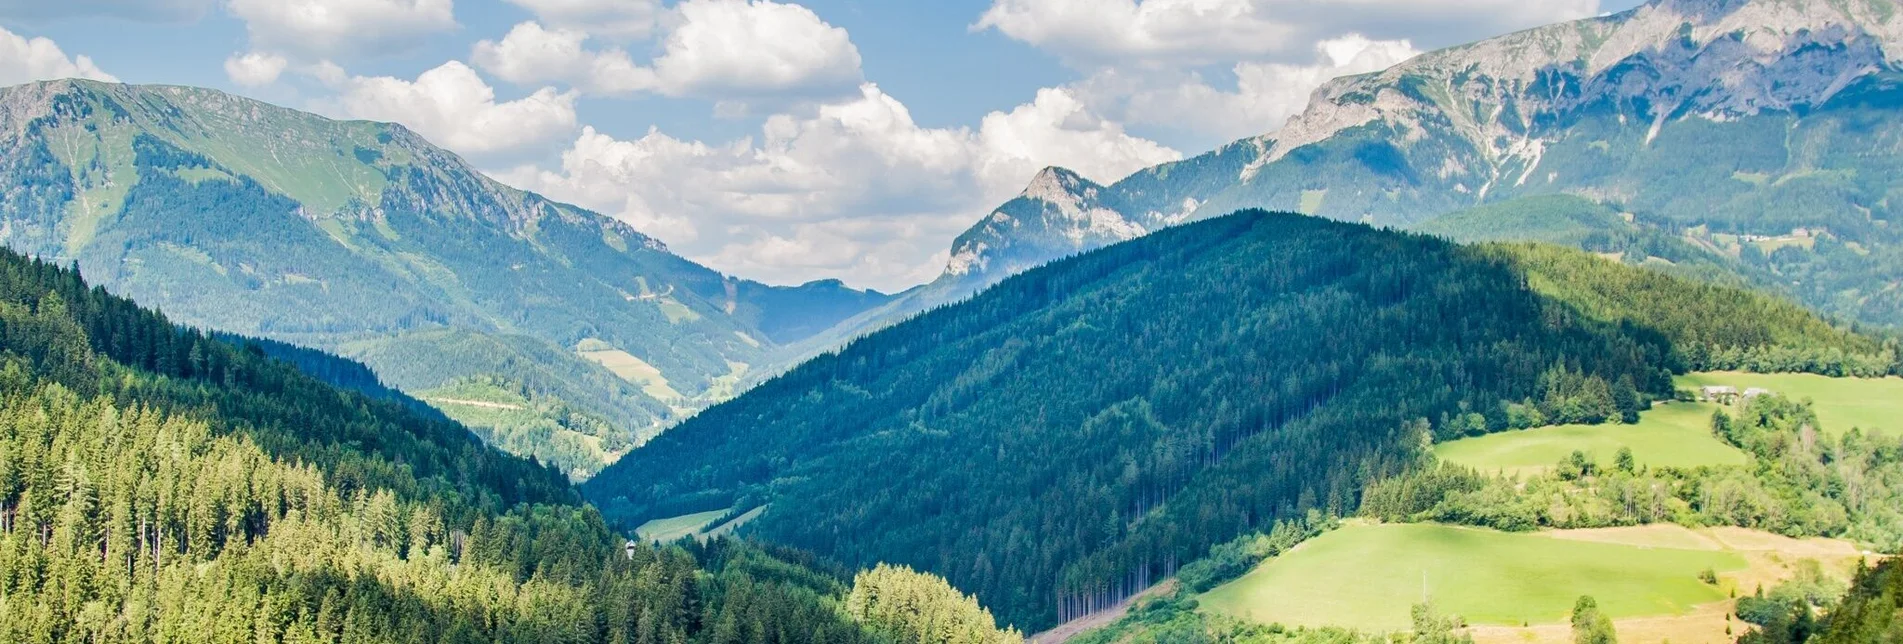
975 87 1181 195
498 84 1177 289
647 0 862 99
472 21 651 95
502 0 659 39
1078 34 1420 142
324 61 578 158
474 0 862 105
0 0 214 22
0 27 118 86
225 0 457 59
474 0 862 106
224 51 290 87
975 0 1601 65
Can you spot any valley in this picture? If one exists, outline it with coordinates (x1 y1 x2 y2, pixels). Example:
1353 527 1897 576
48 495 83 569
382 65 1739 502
7 0 1903 643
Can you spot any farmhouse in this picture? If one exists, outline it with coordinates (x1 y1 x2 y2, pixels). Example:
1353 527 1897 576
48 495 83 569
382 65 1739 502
1700 385 1740 404
1744 387 1774 400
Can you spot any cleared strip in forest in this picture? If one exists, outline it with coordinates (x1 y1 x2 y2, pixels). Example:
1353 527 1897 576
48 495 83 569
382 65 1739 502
1030 581 1174 644
424 397 525 411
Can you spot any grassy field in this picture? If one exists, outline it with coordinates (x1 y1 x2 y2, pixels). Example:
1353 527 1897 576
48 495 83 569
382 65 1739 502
576 338 685 402
704 506 767 539
1198 523 1745 632
635 510 728 543
1677 372 1903 436
1436 371 1903 474
1434 401 1746 476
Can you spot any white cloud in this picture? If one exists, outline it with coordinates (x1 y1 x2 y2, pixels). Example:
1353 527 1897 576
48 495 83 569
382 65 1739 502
474 0 863 105
325 61 578 158
224 51 289 87
0 0 214 22
975 0 1600 65
975 0 1296 67
502 0 659 39
646 0 862 99
975 87 1181 195
0 27 118 86
1079 34 1420 142
472 21 651 95
226 0 457 59
498 83 1177 290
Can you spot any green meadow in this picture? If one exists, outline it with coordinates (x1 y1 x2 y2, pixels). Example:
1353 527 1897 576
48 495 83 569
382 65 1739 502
1677 372 1903 436
1434 401 1746 476
1197 523 1744 632
635 510 728 543
1436 371 1903 475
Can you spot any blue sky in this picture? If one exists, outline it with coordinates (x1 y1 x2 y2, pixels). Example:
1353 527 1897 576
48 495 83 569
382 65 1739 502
0 0 1649 290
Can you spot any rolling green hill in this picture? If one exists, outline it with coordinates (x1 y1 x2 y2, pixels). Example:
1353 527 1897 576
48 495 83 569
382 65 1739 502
0 79 892 478
579 211 1890 631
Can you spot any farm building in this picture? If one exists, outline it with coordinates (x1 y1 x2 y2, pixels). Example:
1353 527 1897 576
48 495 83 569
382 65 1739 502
1700 385 1740 404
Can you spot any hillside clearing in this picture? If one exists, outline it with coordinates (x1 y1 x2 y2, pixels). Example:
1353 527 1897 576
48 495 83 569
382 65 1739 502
1435 400 1746 476
634 510 728 543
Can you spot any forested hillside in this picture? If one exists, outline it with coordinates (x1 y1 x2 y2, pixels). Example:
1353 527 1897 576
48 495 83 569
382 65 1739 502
0 246 998 643
583 211 1875 630
1494 243 1900 377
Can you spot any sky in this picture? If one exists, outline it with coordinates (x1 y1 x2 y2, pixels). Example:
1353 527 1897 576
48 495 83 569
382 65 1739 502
0 0 1647 292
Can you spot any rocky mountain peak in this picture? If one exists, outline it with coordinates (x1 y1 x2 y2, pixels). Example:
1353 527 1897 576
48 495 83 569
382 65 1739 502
1249 0 1902 173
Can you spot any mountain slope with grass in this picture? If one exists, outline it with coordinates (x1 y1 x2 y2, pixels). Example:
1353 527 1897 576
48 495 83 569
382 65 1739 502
586 211 1889 631
0 79 892 478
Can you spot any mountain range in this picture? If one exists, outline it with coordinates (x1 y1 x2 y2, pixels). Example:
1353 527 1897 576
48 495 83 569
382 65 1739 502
830 0 1903 343
0 79 893 478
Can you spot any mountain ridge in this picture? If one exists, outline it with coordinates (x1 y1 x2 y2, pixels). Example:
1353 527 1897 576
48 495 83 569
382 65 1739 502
0 78 894 478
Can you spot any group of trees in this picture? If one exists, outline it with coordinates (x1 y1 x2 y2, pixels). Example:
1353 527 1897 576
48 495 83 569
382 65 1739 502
0 246 1007 643
1732 559 1846 644
845 565 1022 644
1727 555 1903 643
1569 597 1616 644
1796 558 1903 643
